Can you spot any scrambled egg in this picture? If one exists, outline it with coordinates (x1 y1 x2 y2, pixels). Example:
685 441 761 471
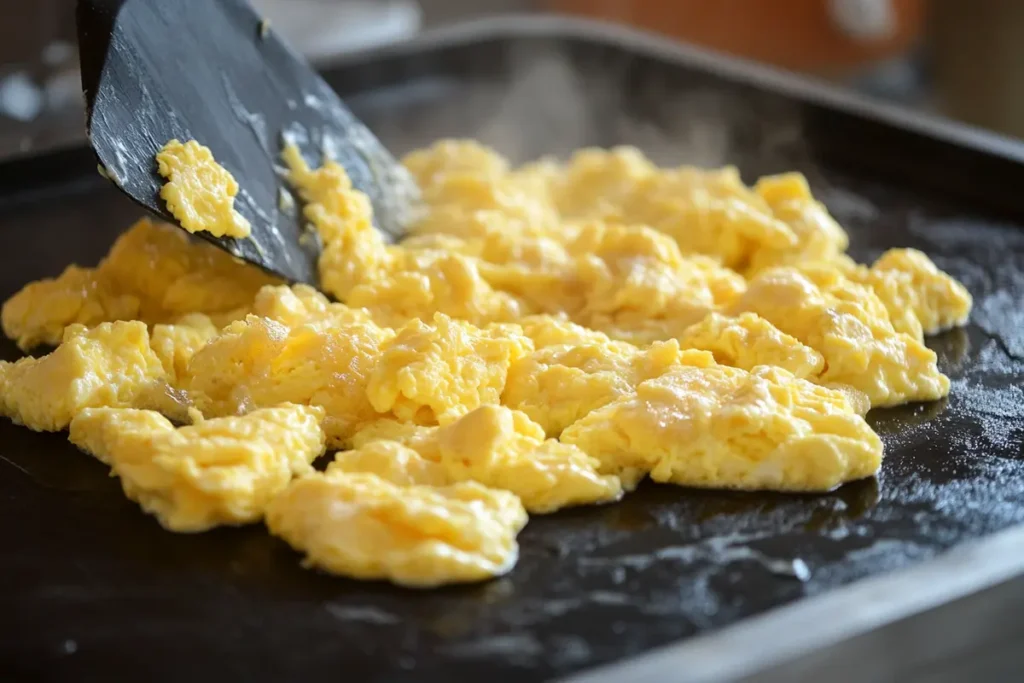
333 405 622 513
0 138 972 588
366 313 533 425
266 472 527 587
731 267 950 407
70 404 324 532
156 139 252 239
502 336 713 437
0 217 276 349
0 321 164 431
561 365 882 491
186 313 392 447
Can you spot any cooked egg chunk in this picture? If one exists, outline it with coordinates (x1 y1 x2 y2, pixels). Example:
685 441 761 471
745 173 850 274
567 221 743 329
135 313 222 421
561 364 882 492
331 405 622 513
284 143 526 328
0 264 141 351
552 149 799 272
0 321 165 431
854 248 973 338
677 312 824 379
156 139 251 239
250 283 373 328
97 217 274 319
69 404 325 532
149 313 220 386
366 313 532 424
516 314 617 349
0 218 275 349
733 268 950 407
502 337 712 436
266 472 527 588
187 314 392 446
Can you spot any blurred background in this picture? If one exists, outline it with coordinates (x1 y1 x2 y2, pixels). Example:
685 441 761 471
0 0 1019 160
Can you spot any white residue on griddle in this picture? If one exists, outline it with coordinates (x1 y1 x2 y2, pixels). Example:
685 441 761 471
524 591 635 620
238 187 292 268
222 73 270 152
324 603 399 625
790 558 812 581
579 532 812 582
278 186 296 214
443 632 543 660
947 378 1024 451
974 289 1024 361
816 538 930 585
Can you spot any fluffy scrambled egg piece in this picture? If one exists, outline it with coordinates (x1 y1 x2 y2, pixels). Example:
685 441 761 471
561 365 882 491
149 313 220 386
332 405 622 513
0 138 973 588
266 472 527 588
677 312 824 379
366 313 532 424
70 404 325 532
503 337 713 437
0 218 276 349
845 248 973 338
0 321 165 431
187 314 392 447
156 139 251 239
732 267 950 407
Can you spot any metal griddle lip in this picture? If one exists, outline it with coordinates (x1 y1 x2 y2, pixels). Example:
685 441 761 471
559 523 1024 683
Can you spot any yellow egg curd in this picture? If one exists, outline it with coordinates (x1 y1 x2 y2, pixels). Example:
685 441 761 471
156 139 252 239
0 139 972 587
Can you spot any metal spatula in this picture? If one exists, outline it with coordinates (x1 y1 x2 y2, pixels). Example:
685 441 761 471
76 0 419 286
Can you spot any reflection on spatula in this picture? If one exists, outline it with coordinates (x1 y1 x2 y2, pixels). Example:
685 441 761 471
76 0 419 286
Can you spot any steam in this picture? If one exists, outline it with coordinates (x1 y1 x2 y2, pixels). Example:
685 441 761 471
351 38 881 235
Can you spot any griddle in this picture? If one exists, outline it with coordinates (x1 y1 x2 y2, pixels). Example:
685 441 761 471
2 16 1023 683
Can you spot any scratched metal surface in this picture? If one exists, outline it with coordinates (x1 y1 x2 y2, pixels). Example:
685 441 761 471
79 0 417 285
1 23 1023 683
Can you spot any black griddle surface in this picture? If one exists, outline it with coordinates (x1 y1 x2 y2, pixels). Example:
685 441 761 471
2 21 1023 683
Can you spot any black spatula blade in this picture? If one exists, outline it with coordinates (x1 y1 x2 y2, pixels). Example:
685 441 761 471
77 0 418 286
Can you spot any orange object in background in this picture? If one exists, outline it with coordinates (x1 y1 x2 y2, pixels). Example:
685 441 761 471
549 0 926 76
